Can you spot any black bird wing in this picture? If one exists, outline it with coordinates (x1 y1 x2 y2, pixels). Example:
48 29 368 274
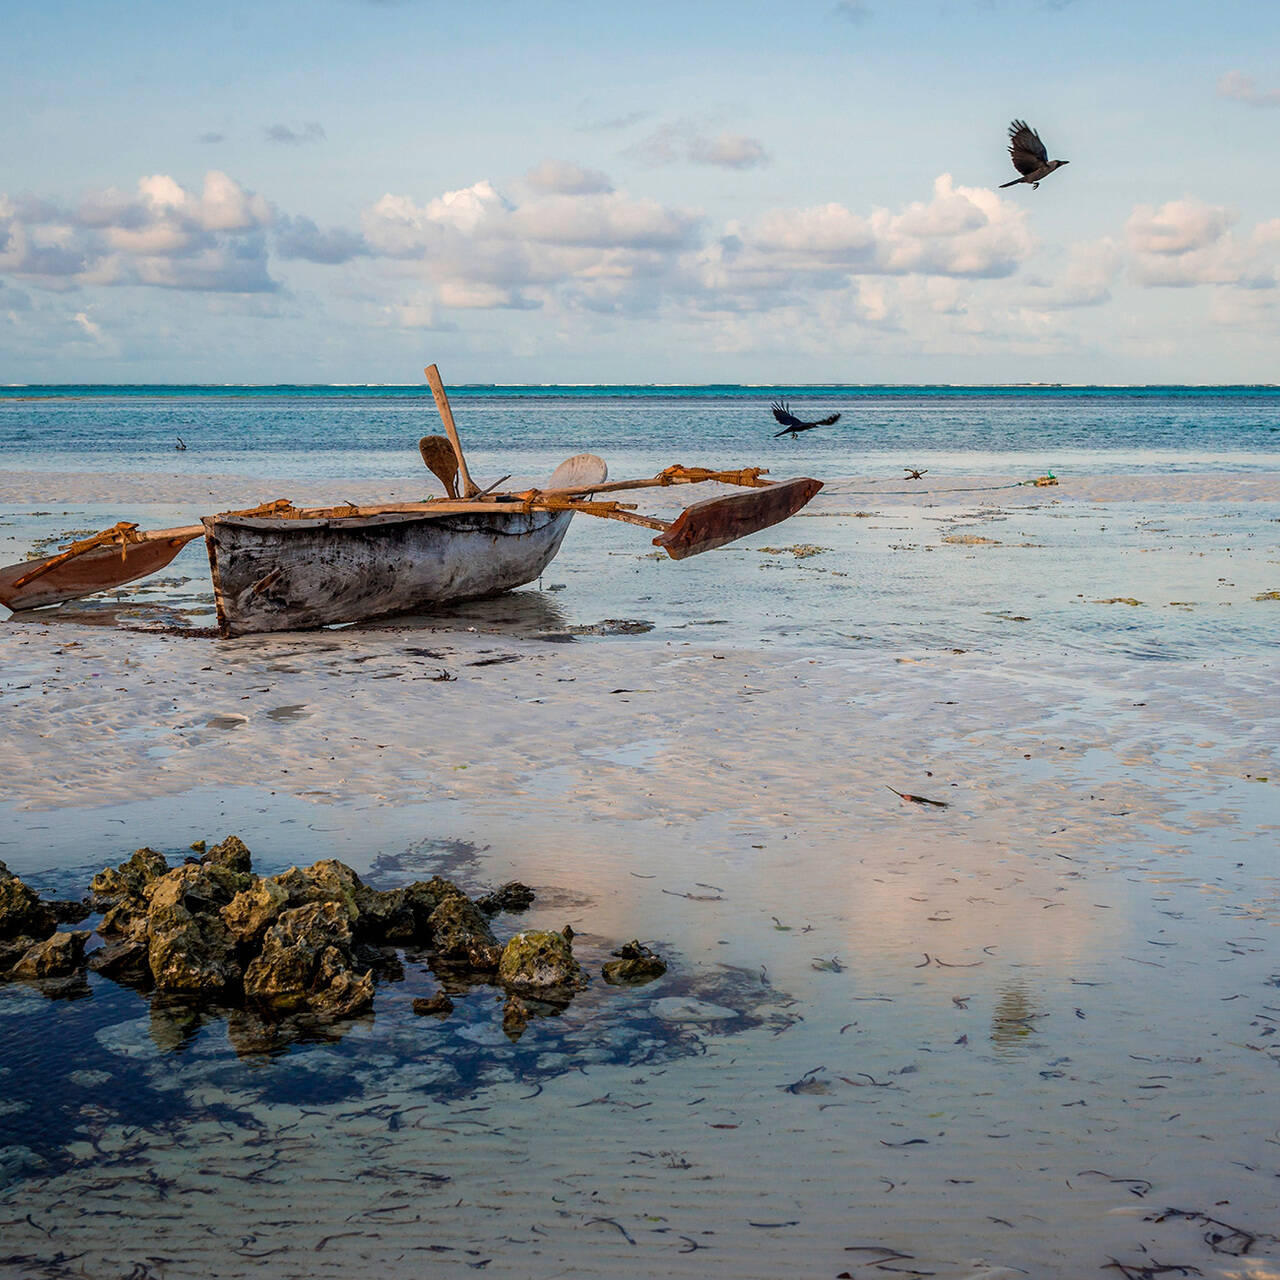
814 412 841 427
771 402 803 429
1008 119 1048 176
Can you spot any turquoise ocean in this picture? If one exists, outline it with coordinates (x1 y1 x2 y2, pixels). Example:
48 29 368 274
3 384 1279 482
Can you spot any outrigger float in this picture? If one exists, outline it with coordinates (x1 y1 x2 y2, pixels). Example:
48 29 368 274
0 366 822 637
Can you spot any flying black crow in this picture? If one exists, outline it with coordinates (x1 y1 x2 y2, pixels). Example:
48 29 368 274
999 120 1068 190
771 400 841 439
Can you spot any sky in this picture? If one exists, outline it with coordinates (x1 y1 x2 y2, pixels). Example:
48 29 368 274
2 0 1279 384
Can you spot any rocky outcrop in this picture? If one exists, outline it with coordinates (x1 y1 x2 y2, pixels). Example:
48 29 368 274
10 930 90 979
91 847 171 938
602 940 667 986
428 889 502 970
243 900 373 1018
19 838 661 1045
222 876 291 949
146 863 244 995
498 929 586 993
476 881 535 916
90 847 169 907
0 861 57 941
205 834 253 875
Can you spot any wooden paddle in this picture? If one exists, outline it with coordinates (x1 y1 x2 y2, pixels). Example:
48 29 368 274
418 435 460 498
424 364 480 498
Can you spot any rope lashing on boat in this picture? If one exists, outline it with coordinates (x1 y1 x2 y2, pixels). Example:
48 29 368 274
652 464 771 488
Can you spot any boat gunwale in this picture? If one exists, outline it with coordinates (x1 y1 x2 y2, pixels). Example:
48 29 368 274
203 507 565 535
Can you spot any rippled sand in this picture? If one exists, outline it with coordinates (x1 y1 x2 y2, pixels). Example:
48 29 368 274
1 471 1277 1279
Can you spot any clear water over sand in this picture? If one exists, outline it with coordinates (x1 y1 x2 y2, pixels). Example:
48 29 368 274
1 392 1278 1278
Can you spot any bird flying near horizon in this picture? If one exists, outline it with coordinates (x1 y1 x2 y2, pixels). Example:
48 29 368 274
771 401 842 438
999 120 1069 190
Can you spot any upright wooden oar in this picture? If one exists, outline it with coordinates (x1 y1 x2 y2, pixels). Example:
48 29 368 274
424 364 480 498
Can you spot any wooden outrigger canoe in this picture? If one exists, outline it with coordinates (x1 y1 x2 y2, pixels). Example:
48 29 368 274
204 454 606 636
0 365 823 636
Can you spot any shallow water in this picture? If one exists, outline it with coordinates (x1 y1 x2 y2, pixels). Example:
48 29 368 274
1 624 1278 1277
1 430 1279 1275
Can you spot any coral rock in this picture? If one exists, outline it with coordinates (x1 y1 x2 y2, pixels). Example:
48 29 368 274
146 864 243 994
222 877 290 948
90 848 169 906
87 936 151 980
12 931 90 979
428 894 502 970
243 901 369 1016
498 930 586 993
205 835 253 875
476 881 536 916
602 940 667 986
0 862 57 942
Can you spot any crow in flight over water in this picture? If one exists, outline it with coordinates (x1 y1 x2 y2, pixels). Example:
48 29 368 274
999 120 1068 190
771 400 842 439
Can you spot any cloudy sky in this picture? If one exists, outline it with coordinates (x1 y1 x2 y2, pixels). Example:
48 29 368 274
3 0 1279 383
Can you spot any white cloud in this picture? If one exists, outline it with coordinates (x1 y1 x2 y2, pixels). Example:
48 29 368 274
728 175 1034 292
1125 199 1277 289
0 172 276 292
73 311 100 338
360 178 702 314
1126 199 1234 256
523 160 614 196
511 192 700 250
274 214 368 264
689 134 771 170
1217 70 1280 107
1024 238 1122 309
627 120 772 169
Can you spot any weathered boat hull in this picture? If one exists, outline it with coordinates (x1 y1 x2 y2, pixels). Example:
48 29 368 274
204 507 579 637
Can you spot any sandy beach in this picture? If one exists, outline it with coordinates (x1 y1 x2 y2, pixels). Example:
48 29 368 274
1 466 1277 1279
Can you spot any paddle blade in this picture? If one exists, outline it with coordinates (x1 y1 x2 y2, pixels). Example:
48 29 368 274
653 476 823 560
0 531 201 611
419 434 460 498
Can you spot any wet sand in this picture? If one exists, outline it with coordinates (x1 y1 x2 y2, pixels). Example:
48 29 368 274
1 470 1278 1279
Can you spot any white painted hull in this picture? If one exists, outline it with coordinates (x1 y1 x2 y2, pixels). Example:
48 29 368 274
204 507 576 637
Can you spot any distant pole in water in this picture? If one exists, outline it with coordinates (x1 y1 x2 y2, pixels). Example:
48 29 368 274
176 437 187 451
